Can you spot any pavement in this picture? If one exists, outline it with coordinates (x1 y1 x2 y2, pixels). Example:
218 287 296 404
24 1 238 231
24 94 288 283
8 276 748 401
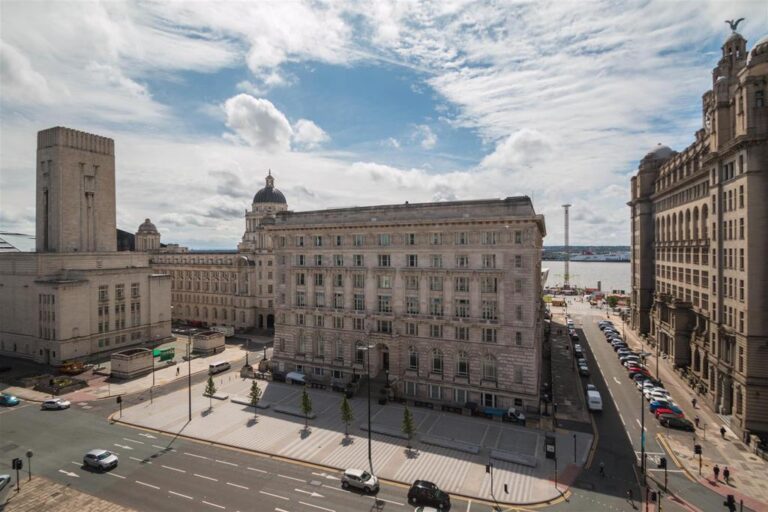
113 370 592 506
611 312 768 509
1 476 137 512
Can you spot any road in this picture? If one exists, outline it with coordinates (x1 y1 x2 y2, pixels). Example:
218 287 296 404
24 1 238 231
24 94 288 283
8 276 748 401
1 399 488 512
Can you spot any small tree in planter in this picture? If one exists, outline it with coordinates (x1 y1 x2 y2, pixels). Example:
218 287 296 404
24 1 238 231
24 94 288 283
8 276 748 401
249 380 262 419
402 406 416 450
340 395 354 437
204 375 217 410
300 387 313 430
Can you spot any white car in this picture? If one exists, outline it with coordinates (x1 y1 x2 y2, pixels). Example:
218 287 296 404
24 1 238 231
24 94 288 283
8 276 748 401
41 398 71 410
644 387 668 400
649 390 671 402
341 468 379 493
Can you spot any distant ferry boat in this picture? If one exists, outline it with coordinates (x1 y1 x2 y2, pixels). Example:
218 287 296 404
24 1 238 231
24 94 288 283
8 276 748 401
570 251 630 262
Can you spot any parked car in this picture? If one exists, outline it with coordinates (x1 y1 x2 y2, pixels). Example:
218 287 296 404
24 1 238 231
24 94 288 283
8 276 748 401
341 468 379 493
504 407 526 424
0 394 20 406
629 369 652 380
649 390 671 402
41 398 70 410
655 407 684 419
644 387 668 400
649 400 681 414
0 474 11 505
578 364 590 376
659 415 695 431
586 384 597 391
83 449 118 471
407 481 450 510
577 357 588 366
634 375 650 386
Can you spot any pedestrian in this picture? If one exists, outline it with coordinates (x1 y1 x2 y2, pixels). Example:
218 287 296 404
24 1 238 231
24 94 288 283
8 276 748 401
723 466 730 484
720 426 727 439
692 397 697 408
176 367 180 376
714 464 720 481
626 488 633 505
599 461 605 477
694 416 700 428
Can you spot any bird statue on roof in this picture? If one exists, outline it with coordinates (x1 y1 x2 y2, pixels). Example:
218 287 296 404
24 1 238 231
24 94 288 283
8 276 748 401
725 18 744 32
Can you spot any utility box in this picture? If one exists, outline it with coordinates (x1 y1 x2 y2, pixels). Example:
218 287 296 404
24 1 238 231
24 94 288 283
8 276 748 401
545 434 556 459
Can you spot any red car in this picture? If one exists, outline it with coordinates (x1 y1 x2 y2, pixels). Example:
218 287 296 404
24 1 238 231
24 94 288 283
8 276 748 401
655 407 684 419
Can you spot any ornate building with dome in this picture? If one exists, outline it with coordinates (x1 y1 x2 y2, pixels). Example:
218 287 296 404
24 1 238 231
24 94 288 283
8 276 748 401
629 26 768 438
146 173 284 332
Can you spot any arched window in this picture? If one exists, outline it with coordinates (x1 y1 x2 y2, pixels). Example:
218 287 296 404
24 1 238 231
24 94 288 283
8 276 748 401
483 355 497 381
432 349 443 374
408 346 419 370
355 341 365 364
456 351 469 377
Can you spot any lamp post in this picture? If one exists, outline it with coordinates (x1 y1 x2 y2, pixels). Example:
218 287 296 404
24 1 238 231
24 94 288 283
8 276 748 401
360 340 375 475
25 450 33 481
640 384 646 483
187 335 192 422
150 350 156 404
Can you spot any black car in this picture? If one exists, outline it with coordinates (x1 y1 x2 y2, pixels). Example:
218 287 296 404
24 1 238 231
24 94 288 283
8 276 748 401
578 364 590 376
659 415 695 431
408 480 451 509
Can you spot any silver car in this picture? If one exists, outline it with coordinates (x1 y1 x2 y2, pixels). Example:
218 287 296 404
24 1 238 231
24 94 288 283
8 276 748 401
341 468 379 493
83 449 118 471
41 398 71 410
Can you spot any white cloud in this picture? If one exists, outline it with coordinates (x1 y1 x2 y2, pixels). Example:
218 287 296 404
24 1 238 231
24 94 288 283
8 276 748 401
480 129 552 169
384 137 401 149
0 41 52 105
412 124 437 149
223 94 293 151
292 119 330 150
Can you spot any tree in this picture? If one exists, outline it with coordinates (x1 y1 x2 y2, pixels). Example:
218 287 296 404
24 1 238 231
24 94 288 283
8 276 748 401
340 396 354 437
300 387 313 430
606 295 619 309
401 406 416 450
204 375 217 410
249 381 262 418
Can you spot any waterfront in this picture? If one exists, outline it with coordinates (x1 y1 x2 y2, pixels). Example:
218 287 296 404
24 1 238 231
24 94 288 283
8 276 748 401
542 261 630 294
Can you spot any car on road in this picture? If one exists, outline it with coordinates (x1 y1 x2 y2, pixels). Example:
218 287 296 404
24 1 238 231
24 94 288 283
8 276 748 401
83 449 118 471
654 407 684 419
576 357 588 366
41 398 70 410
649 400 681 413
628 369 652 380
659 415 695 431
0 394 20 406
578 363 590 376
408 481 450 509
341 468 379 493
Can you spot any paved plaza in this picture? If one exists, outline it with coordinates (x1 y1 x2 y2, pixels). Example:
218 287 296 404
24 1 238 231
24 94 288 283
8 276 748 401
116 375 592 505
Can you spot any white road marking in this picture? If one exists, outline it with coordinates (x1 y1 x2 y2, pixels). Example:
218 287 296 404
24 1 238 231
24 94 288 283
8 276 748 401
124 437 144 444
107 472 126 479
275 509 290 512
227 482 249 490
185 452 209 460
636 419 647 431
136 480 160 490
312 472 340 481
194 473 218 482
260 490 289 501
613 377 622 385
247 466 267 473
466 499 472 512
295 488 324 498
114 444 133 450
619 413 626 427
202 500 226 509
169 490 193 500
153 444 175 451
366 495 404 506
322 484 343 492
58 469 79 478
278 474 305 483
138 433 157 439
216 459 238 467
162 465 186 473
71 461 81 466
130 456 151 464
299 501 335 512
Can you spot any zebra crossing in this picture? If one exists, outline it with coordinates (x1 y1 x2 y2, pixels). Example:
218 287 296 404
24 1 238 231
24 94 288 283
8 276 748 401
394 446 474 494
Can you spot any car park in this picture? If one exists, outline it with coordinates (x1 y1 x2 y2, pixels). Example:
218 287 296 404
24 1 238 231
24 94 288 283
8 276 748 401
83 449 118 471
407 481 450 510
41 398 70 410
0 394 20 406
659 415 695 431
341 468 379 493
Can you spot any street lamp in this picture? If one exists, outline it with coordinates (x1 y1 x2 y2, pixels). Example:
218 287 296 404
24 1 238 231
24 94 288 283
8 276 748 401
187 334 192 422
640 384 646 483
359 342 376 475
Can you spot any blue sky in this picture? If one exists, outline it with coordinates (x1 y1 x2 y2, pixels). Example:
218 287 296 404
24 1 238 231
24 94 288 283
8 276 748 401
1 1 766 248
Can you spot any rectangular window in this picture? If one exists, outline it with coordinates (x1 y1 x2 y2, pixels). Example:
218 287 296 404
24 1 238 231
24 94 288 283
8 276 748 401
405 322 417 336
739 218 745 239
406 296 420 314
131 283 140 298
314 273 324 286
405 381 417 397
456 255 469 268
429 384 442 400
296 273 306 286
430 324 443 338
455 326 469 341
514 255 522 268
405 275 419 290
353 317 365 331
515 279 523 293
407 254 418 267
335 235 343 246
455 299 470 318
482 300 498 320
481 231 497 245
454 277 469 292
482 254 496 269
334 293 344 309
378 233 391 246
430 255 442 268
296 314 305 326
377 275 392 289
406 233 416 245
296 254 306 266
296 235 305 247
455 232 468 245
429 297 443 316
315 315 324 327
429 276 443 291
314 235 323 247
296 292 306 307
377 254 391 267
480 276 498 293
377 295 392 313
482 328 497 343
334 254 343 266
514 230 523 244
431 232 442 245
353 254 364 267
353 294 365 311
334 274 343 287
99 285 109 302
739 280 744 301
353 234 365 246
315 292 325 307
353 273 365 288
314 255 323 266
454 388 467 404
515 331 523 345
516 304 523 321
333 316 343 329
376 320 392 333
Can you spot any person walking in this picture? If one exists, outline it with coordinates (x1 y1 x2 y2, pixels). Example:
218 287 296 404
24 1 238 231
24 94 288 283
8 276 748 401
694 416 700 428
723 466 730 484
176 367 180 376
720 426 727 439
714 464 720 481
599 461 605 477
692 397 697 408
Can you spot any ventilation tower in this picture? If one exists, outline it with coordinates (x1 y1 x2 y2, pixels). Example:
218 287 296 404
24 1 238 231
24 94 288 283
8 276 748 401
563 204 571 288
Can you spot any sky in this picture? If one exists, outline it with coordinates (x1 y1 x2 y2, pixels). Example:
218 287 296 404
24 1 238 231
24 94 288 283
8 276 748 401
1 1 766 248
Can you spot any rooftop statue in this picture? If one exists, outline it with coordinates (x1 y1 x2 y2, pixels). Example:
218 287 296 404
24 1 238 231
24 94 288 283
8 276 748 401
725 18 744 32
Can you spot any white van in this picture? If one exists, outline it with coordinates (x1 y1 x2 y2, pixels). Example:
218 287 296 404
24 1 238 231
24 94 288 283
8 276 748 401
586 390 603 412
209 361 231 375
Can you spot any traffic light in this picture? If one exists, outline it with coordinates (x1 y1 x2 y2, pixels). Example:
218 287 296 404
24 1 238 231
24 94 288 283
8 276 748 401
657 457 667 469
12 458 22 470
724 494 736 511
694 444 702 455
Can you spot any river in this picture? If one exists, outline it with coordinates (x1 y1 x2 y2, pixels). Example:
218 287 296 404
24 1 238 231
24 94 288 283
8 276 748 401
542 261 630 294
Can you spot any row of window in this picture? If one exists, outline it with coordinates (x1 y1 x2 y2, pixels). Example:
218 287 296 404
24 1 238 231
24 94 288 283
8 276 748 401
289 253 516 269
98 283 140 302
285 230 527 248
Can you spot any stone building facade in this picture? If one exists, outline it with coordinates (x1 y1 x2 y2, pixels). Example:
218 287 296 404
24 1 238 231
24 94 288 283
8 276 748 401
268 198 546 412
629 29 768 437
146 173 283 332
0 127 171 365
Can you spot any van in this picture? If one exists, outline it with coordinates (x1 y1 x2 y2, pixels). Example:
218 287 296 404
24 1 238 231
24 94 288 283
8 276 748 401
586 390 603 412
208 361 231 375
